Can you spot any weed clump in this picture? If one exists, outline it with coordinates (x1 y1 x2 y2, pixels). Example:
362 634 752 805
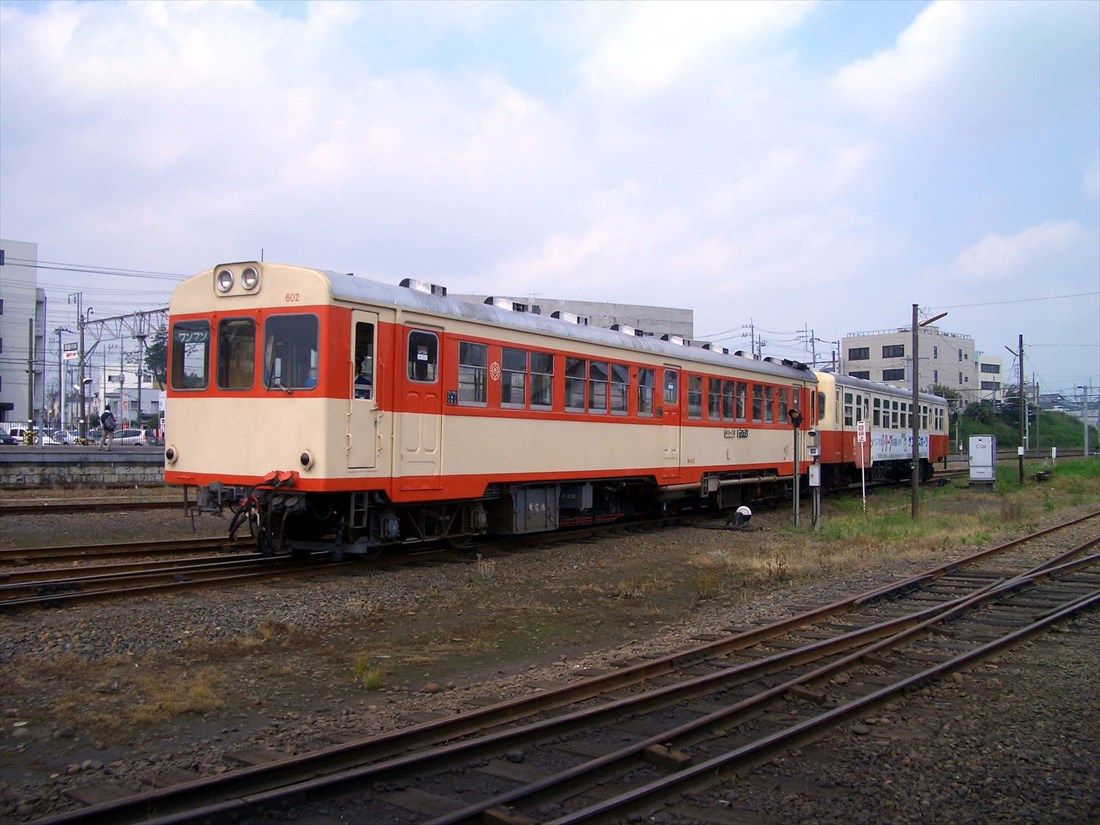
353 653 384 690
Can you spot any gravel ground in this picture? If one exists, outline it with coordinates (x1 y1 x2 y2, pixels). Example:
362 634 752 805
0 492 1097 823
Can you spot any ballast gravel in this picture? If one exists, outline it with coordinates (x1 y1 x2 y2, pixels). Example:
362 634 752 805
0 499 1097 823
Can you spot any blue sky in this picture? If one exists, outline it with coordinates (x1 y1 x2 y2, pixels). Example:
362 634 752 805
1 0 1097 395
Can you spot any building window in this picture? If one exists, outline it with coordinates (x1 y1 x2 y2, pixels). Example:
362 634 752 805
848 347 869 361
849 370 870 380
687 376 703 419
458 342 487 404
0 299 4 315
981 363 1000 374
958 351 963 361
933 346 938 359
959 372 963 384
882 344 905 358
882 368 905 381
531 352 553 408
934 370 939 383
981 381 1000 391
637 368 655 416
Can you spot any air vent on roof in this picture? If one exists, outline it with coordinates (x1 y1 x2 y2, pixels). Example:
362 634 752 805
701 342 730 355
485 297 539 314
734 350 746 357
660 334 685 346
611 323 642 336
400 278 447 297
764 357 778 363
551 311 588 325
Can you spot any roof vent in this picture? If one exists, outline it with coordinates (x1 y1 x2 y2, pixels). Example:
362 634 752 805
660 334 685 346
611 323 641 336
400 278 447 297
551 311 588 325
734 350 746 357
701 343 730 355
485 297 539 314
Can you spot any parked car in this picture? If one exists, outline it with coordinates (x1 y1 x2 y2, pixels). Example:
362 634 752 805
111 428 150 445
48 428 84 445
7 426 60 445
0 427 17 445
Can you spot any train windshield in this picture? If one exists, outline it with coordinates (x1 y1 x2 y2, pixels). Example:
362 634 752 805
170 320 210 390
263 314 319 391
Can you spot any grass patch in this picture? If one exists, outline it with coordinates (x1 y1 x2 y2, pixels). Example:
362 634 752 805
352 653 384 690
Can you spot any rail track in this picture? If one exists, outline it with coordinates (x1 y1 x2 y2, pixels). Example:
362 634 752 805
0 537 250 566
0 497 182 516
35 510 1099 825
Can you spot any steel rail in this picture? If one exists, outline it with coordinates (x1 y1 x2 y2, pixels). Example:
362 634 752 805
548 560 1100 824
0 499 179 516
0 537 251 565
30 512 1099 825
0 552 268 585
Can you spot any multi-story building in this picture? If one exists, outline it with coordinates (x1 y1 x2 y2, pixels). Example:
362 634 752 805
0 239 48 425
450 293 693 340
975 354 1004 400
841 325 993 402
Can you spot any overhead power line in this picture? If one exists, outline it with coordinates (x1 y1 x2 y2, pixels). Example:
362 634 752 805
930 291 1099 310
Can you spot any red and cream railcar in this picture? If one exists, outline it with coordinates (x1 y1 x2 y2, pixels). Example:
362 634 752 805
164 262 816 555
812 371 949 487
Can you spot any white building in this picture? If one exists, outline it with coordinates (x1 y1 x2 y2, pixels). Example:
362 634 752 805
841 325 1003 403
0 239 48 425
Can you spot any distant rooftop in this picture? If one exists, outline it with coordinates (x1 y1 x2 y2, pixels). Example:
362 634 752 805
844 326 972 340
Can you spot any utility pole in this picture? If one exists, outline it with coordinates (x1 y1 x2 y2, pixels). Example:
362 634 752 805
912 305 948 519
27 318 35 431
135 333 147 430
69 292 88 442
1018 335 1025 483
56 329 64 434
1080 385 1090 457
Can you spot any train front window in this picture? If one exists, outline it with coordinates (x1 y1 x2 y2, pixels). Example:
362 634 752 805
170 320 210 390
407 331 438 383
264 314 319 391
217 318 255 390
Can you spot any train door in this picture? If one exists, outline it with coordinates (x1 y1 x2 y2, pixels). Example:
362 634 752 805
347 312 378 469
660 367 681 478
399 326 443 490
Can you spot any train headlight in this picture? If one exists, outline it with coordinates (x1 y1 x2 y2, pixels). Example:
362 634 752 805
165 445 178 464
241 266 260 291
299 451 314 470
215 269 234 293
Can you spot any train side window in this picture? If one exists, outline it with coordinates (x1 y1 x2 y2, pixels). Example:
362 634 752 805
779 388 790 422
458 342 487 405
638 368 655 416
817 391 826 422
873 397 881 427
217 318 256 391
790 385 801 415
763 386 774 423
736 382 748 421
353 321 374 400
171 320 210 390
707 378 721 420
721 380 734 421
922 404 928 429
565 357 586 411
588 361 609 414
611 364 629 415
264 314 319 390
663 370 678 405
843 392 854 427
891 400 899 428
530 352 553 409
854 394 862 423
752 384 763 422
687 376 703 419
501 347 527 407
407 330 438 383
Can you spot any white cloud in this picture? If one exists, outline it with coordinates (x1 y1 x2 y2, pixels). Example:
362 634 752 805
834 0 1099 133
581 0 815 95
947 221 1088 282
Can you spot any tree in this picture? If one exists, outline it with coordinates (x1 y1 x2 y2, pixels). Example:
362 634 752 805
145 325 168 387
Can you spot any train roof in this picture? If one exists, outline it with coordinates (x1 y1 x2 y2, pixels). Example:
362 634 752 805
322 270 815 382
824 369 946 405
